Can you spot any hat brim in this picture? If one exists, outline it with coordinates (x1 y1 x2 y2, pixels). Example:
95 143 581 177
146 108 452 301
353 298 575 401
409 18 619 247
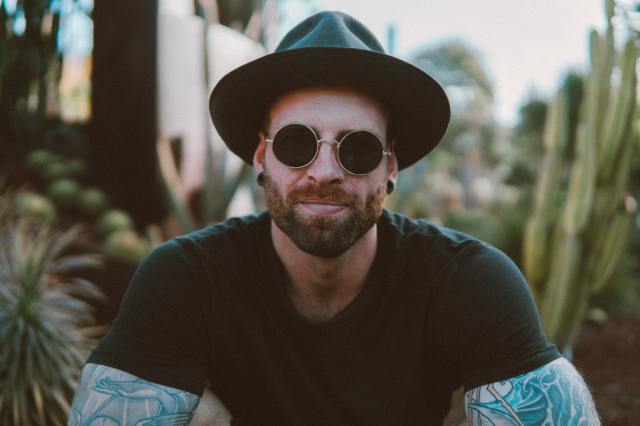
209 47 450 170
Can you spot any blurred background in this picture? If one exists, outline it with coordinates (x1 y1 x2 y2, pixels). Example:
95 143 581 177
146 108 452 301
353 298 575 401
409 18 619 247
1 0 639 424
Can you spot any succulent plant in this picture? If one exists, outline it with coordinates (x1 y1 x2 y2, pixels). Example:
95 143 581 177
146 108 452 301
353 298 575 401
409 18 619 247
522 0 639 351
77 188 109 217
94 209 135 240
47 178 82 210
0 198 105 425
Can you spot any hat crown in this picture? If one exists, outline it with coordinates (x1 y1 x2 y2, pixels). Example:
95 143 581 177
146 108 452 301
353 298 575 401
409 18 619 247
210 10 450 171
275 11 386 54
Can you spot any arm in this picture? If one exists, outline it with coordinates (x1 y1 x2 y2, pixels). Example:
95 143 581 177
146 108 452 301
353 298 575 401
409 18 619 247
464 358 600 425
69 363 199 426
71 240 229 425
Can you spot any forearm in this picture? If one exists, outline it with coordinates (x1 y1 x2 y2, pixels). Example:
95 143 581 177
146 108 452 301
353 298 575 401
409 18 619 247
464 357 600 425
69 363 199 425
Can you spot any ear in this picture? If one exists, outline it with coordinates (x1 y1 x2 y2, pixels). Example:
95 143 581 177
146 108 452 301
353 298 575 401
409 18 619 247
386 148 399 186
253 131 267 173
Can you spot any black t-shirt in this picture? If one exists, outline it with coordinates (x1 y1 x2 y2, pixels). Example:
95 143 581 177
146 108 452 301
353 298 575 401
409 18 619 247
88 210 560 425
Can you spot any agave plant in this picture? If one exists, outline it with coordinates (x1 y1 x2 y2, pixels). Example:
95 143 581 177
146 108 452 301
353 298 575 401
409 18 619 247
0 199 105 426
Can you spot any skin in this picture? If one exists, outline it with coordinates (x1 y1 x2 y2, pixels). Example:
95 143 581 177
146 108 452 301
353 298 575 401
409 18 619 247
465 358 600 425
253 86 398 322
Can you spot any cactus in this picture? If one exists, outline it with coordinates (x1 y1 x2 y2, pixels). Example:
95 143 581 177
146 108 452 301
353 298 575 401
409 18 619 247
522 216 548 296
562 123 596 235
588 209 633 294
598 40 637 181
539 236 582 340
522 0 639 351
522 87 572 293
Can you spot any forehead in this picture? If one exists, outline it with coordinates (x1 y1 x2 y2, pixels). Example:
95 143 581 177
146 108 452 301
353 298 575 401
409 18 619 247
265 86 389 135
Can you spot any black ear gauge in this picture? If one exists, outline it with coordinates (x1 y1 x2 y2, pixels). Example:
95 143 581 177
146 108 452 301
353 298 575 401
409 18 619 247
386 180 395 194
256 172 265 186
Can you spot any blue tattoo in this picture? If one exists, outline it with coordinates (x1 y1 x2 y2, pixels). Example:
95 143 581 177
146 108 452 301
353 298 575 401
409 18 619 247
69 363 198 425
464 358 600 425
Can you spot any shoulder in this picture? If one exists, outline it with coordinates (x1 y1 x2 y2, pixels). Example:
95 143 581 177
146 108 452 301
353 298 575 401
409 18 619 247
141 212 268 263
174 211 269 258
382 209 477 245
127 212 270 296
381 209 505 278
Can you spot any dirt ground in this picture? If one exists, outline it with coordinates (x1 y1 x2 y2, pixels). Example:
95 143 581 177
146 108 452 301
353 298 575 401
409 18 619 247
573 313 640 424
444 313 640 425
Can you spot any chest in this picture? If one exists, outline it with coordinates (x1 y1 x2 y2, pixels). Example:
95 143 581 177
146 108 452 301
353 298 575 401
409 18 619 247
206 278 449 425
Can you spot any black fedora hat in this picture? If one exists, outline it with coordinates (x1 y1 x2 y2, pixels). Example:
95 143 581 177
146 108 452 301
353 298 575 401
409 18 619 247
209 11 450 170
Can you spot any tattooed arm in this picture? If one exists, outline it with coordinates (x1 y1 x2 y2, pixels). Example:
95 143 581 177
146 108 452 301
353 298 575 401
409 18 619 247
464 358 600 425
69 363 202 426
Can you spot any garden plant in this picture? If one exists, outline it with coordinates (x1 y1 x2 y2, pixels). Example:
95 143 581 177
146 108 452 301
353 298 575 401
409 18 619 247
522 0 639 352
0 196 105 425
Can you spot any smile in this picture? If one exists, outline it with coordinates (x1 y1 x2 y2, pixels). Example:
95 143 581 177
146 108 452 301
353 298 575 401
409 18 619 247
299 200 348 216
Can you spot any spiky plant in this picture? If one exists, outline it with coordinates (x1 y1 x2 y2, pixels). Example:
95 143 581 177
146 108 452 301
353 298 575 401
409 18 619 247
0 198 105 426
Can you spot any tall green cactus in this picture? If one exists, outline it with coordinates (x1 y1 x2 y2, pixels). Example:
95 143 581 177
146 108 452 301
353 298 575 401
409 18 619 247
522 0 639 352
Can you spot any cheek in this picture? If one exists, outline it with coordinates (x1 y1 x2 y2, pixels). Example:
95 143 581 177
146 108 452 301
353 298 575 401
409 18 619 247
363 172 388 191
346 179 386 205
264 161 299 194
263 155 285 180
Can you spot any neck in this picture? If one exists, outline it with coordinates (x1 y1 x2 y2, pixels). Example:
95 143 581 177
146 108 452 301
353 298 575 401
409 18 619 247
271 220 378 322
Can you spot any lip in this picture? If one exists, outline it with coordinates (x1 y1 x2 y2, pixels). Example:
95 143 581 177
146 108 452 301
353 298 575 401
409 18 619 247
298 200 348 216
300 199 345 205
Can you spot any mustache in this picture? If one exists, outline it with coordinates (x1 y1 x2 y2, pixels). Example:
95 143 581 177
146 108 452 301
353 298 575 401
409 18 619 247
287 183 356 205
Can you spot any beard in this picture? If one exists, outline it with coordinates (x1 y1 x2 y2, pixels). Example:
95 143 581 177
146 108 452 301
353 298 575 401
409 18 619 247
263 172 387 258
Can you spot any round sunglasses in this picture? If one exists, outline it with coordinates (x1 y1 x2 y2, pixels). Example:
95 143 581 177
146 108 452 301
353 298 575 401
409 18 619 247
264 123 392 176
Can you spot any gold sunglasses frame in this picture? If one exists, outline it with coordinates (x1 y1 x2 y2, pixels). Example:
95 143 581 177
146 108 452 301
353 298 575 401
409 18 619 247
264 123 392 176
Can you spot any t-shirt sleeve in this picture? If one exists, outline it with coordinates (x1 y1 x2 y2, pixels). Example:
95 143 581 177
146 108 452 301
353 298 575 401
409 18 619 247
428 240 561 392
88 238 210 395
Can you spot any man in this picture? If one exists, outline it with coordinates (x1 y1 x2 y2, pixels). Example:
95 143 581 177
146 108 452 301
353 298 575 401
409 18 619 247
70 11 599 425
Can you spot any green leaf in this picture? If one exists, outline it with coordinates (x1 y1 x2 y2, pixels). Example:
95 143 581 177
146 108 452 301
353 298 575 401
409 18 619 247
0 201 104 425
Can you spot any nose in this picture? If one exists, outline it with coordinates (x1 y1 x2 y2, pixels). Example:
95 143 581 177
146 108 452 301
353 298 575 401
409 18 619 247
305 139 344 185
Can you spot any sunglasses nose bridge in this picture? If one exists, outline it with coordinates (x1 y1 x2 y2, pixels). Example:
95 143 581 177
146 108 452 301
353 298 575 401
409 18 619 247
316 137 342 159
305 138 345 179
316 138 340 147
319 138 347 166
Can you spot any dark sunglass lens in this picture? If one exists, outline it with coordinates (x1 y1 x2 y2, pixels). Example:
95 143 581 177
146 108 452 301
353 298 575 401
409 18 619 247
272 125 317 167
339 131 383 174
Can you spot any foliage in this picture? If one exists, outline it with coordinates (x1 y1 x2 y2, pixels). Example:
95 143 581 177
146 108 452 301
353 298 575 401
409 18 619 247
393 39 499 219
411 39 495 155
411 39 494 103
522 0 639 351
0 196 104 426
504 96 548 189
0 0 90 160
516 98 548 141
11 148 158 262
